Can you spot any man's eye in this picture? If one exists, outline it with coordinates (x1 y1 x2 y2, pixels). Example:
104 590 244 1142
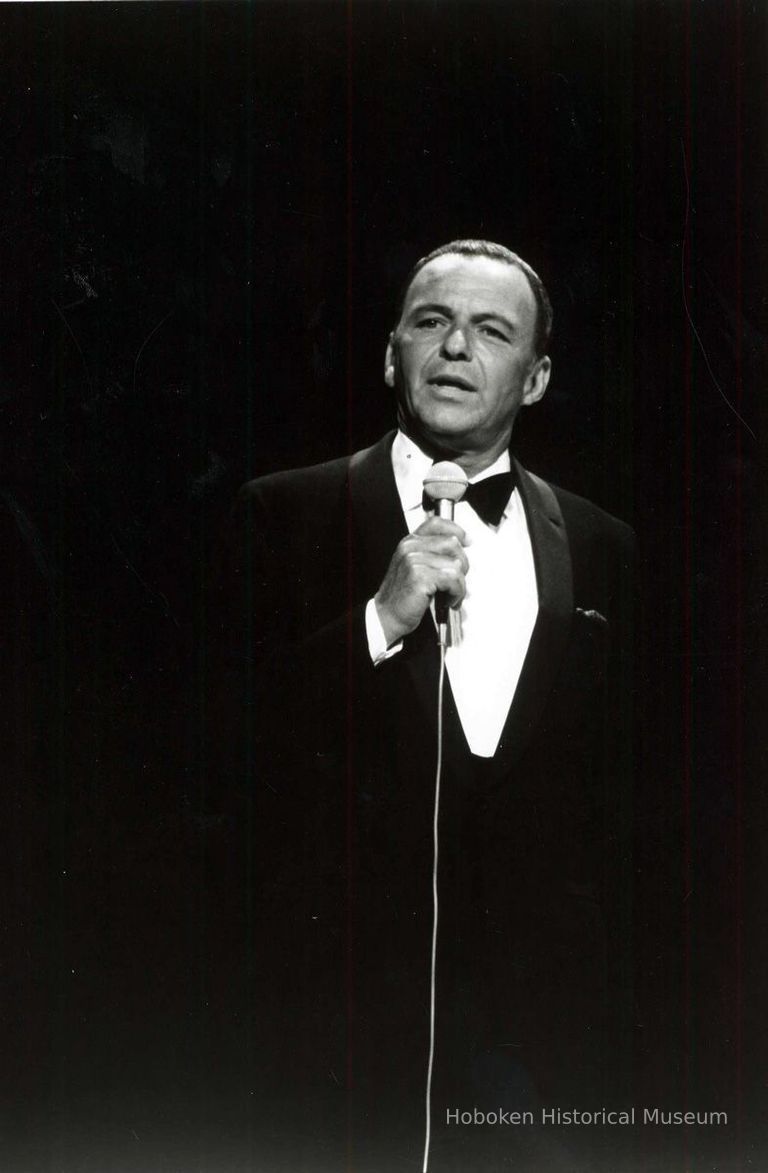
479 325 509 341
415 317 444 329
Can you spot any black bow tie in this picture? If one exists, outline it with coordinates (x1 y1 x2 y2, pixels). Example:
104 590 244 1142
423 470 514 526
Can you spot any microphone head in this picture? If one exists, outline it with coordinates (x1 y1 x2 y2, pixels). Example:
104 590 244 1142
423 460 468 503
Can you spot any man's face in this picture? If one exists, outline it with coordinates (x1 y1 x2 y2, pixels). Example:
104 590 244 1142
385 254 551 461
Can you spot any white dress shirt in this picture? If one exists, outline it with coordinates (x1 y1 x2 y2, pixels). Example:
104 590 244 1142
365 431 539 757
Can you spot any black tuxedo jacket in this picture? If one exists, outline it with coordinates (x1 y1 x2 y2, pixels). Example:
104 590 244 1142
210 431 635 1170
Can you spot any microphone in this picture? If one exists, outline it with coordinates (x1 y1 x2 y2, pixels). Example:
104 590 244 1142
422 461 468 647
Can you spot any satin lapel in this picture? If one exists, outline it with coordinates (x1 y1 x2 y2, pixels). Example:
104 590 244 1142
493 461 574 771
347 431 406 597
347 431 445 736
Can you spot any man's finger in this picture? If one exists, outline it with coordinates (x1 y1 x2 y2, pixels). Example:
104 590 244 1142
432 565 467 604
403 542 469 575
413 516 471 545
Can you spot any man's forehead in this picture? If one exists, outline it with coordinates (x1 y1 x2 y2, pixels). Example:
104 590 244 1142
403 253 536 316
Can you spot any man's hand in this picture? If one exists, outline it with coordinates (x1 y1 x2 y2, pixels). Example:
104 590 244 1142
374 517 471 647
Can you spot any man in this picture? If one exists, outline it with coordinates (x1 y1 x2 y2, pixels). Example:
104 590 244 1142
214 240 635 1171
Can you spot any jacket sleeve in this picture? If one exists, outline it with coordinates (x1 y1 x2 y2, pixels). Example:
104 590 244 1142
205 471 395 790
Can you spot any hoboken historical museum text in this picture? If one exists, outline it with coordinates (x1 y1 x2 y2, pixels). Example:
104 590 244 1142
446 1107 728 1127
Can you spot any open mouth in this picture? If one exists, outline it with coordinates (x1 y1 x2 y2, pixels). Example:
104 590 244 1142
428 376 475 392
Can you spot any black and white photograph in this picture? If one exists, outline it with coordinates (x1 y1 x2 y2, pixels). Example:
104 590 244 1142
1 2 765 1170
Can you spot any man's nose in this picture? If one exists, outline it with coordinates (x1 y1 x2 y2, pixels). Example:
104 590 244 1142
441 325 471 359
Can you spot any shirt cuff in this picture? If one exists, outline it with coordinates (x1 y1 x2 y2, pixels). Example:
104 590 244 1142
365 598 403 665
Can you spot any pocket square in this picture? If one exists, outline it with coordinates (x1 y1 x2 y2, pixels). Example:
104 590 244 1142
575 607 608 626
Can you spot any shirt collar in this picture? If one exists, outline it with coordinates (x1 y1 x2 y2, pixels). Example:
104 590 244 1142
391 430 513 515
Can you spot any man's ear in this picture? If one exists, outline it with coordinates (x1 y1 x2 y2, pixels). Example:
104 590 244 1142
384 333 396 387
522 355 551 406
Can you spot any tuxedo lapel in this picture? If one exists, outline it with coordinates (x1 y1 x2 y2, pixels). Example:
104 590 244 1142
493 461 574 770
347 432 446 737
347 431 406 596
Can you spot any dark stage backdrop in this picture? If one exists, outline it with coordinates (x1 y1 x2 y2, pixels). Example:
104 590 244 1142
1 3 765 1171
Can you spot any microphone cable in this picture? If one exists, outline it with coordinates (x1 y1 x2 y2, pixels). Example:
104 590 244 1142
422 639 447 1173
420 460 467 1171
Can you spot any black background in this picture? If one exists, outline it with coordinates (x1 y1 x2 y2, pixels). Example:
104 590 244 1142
1 2 765 1170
